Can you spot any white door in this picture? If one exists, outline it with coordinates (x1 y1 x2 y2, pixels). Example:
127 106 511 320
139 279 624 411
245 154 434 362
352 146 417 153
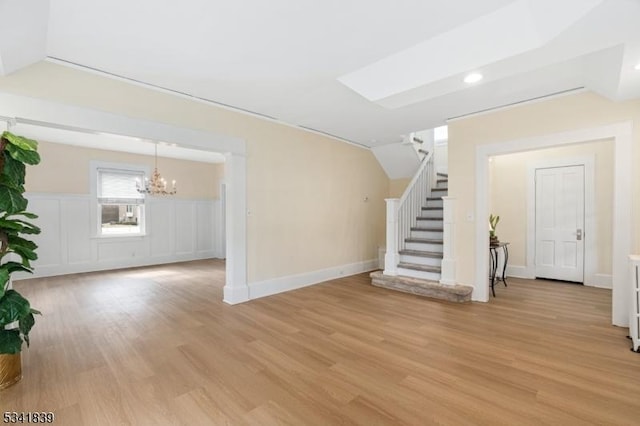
535 165 585 282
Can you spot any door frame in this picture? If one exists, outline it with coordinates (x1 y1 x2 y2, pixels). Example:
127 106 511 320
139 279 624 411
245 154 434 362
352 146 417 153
219 181 227 258
0 92 250 305
475 122 632 327
526 157 595 285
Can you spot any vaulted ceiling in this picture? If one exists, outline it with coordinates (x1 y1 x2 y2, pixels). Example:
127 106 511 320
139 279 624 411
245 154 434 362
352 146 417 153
2 0 640 147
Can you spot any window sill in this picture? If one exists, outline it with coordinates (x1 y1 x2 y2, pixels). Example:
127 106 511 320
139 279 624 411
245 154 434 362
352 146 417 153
91 234 147 241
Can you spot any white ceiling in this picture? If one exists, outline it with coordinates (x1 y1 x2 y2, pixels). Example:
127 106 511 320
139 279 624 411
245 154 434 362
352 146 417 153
2 0 640 148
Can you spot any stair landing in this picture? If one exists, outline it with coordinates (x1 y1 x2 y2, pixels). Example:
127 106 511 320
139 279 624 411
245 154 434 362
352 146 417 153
370 271 473 303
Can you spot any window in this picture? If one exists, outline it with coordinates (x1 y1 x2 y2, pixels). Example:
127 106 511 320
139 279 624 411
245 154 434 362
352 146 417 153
434 125 448 146
97 168 145 236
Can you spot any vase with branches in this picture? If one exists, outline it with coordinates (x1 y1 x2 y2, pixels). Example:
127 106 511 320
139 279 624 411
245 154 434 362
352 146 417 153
489 214 500 246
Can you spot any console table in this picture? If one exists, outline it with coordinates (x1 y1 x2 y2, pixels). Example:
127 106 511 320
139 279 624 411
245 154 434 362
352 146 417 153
489 242 509 297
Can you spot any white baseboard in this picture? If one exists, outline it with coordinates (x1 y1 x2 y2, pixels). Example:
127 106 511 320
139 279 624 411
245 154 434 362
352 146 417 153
505 265 535 279
14 251 219 280
504 265 612 289
586 273 612 289
224 284 250 305
249 259 378 300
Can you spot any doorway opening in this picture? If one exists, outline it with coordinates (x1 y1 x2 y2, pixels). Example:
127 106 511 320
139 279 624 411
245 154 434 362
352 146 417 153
476 122 632 326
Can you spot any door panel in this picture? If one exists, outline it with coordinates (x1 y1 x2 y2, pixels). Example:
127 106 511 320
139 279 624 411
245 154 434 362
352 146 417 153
535 165 585 282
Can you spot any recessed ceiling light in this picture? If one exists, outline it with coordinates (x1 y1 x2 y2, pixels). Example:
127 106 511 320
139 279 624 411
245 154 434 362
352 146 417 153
464 73 483 84
635 63 640 71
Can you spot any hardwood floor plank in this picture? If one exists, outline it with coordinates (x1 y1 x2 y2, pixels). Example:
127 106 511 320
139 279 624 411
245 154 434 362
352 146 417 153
2 260 639 425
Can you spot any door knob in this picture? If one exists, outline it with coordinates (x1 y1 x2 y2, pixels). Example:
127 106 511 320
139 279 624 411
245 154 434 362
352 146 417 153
576 229 583 241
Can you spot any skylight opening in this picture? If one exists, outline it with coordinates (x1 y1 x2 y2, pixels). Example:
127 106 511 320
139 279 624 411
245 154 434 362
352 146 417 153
434 125 448 145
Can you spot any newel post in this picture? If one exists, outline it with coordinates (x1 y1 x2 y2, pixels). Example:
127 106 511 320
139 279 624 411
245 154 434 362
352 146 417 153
384 198 400 276
440 196 456 285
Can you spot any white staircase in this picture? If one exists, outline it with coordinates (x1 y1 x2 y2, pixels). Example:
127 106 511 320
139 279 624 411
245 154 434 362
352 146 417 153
374 147 471 302
397 175 447 281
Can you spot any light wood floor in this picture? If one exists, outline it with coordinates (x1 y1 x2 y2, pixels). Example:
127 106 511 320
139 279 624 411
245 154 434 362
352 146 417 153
3 261 639 425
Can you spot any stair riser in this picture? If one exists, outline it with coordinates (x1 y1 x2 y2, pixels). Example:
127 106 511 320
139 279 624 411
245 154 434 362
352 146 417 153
435 181 448 189
399 255 442 267
396 267 441 281
426 199 443 208
411 230 443 239
416 219 443 227
405 242 443 252
431 190 448 197
421 209 443 219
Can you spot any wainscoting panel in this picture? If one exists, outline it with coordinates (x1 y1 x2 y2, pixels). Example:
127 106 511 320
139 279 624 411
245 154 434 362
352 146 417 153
97 238 149 262
196 201 214 254
28 197 63 268
148 199 175 258
214 199 225 258
63 198 93 265
20 193 222 279
175 202 196 255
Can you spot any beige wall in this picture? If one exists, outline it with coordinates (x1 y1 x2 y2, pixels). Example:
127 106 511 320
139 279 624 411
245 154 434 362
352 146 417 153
0 62 389 283
247 125 388 280
389 178 411 198
26 140 223 199
489 139 613 274
449 91 640 287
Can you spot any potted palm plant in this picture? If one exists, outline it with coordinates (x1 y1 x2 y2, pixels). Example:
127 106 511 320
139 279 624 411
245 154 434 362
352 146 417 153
0 131 41 390
489 214 500 246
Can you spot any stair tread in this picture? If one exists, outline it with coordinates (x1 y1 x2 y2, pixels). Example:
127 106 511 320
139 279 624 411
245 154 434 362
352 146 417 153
405 238 444 244
432 187 448 191
399 249 444 258
422 207 443 210
397 262 441 273
437 173 448 177
416 217 443 221
411 227 444 231
427 197 443 201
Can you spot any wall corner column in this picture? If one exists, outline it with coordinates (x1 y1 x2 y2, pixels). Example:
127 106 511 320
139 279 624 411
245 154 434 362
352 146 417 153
223 152 249 304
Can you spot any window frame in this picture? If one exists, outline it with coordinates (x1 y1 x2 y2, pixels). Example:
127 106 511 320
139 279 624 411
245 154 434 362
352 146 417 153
90 161 150 239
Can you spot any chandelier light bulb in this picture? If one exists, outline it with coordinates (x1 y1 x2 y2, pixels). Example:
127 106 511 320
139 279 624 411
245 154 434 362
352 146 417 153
136 144 177 196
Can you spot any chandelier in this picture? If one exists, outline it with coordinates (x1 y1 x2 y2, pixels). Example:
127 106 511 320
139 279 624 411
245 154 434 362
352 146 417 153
137 143 176 195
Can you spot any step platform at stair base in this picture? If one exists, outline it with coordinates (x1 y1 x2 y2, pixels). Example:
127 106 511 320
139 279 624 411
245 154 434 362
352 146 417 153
369 271 473 303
